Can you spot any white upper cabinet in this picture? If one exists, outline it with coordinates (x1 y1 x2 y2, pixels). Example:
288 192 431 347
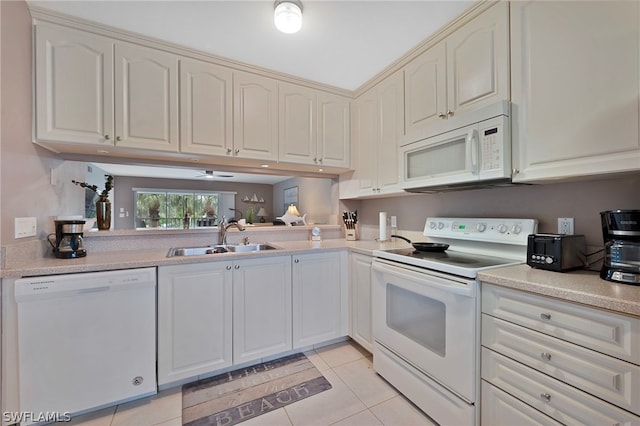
35 24 114 146
345 70 404 198
179 58 233 156
233 71 279 161
511 1 640 182
279 83 317 165
114 42 179 152
35 23 179 152
317 92 351 168
404 2 509 141
279 83 351 168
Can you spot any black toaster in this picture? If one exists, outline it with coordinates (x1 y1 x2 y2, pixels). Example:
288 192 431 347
527 234 586 272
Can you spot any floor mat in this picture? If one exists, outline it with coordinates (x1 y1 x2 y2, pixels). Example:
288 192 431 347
182 352 332 425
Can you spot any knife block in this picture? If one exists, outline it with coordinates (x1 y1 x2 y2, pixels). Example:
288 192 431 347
345 225 358 241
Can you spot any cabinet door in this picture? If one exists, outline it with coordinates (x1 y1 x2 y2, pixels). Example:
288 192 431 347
35 24 114 146
377 70 404 194
446 2 509 119
353 88 379 195
179 58 232 156
158 262 233 386
318 92 351 168
350 253 373 352
114 43 179 152
233 72 279 161
233 256 292 364
404 41 447 138
278 83 317 165
511 1 640 182
292 251 348 348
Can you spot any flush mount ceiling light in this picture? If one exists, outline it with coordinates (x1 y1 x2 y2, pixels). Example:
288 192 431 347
274 0 303 34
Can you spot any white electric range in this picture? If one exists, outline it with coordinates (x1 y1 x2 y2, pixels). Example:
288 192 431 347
371 217 538 426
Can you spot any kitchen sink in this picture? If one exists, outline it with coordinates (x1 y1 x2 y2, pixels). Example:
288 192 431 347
167 243 279 257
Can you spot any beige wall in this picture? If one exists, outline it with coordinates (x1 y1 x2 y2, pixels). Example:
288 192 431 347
0 1 84 247
273 177 334 225
342 174 640 247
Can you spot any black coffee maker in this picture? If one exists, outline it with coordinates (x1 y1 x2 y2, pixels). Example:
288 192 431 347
47 220 87 259
600 210 640 285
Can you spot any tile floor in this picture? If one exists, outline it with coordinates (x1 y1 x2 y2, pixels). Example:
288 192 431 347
67 340 437 426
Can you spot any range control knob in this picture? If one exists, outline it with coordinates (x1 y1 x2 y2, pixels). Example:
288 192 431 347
476 223 486 232
545 256 554 264
497 224 508 233
511 224 522 234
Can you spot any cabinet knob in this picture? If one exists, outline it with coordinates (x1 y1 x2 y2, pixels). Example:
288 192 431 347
318 158 323 164
446 110 454 117
438 112 446 119
313 157 318 163
234 264 240 269
294 259 299 263
540 313 552 321
116 136 121 142
104 134 110 140
234 148 240 155
512 168 520 175
226 265 232 270
227 148 232 155
541 352 552 361
540 393 551 403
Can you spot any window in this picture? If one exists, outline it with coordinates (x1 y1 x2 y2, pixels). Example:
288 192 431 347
134 189 234 229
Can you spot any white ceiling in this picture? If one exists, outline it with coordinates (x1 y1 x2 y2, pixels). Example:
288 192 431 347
33 0 473 184
28 0 473 91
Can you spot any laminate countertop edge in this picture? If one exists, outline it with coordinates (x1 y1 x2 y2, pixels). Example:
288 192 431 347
478 264 640 317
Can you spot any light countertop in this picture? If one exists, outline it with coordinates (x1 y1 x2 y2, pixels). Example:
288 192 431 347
1 239 409 279
478 264 640 317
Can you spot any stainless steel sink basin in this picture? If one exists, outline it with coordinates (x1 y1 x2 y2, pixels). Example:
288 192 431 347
167 243 279 257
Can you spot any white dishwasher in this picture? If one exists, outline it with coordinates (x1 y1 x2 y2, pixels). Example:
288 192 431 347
14 268 157 419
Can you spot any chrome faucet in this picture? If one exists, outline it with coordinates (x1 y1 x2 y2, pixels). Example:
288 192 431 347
218 215 245 245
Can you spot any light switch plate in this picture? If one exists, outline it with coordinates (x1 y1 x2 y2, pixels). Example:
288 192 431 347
15 217 37 239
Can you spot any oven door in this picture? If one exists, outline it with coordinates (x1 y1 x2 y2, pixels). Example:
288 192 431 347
372 258 478 402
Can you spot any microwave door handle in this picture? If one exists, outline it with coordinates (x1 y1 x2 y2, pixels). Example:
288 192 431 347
466 129 479 175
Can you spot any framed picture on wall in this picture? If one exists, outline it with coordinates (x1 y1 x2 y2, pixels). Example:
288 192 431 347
283 186 298 213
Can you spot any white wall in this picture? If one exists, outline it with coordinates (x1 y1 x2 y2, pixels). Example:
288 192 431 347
273 177 334 224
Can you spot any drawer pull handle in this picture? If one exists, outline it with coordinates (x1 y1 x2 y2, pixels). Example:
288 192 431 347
541 352 552 361
540 313 552 320
540 393 551 402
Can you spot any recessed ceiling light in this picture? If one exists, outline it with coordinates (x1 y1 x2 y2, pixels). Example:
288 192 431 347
319 168 324 172
97 150 109 154
261 164 270 168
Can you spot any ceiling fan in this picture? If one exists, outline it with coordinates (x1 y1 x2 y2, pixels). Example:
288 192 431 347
194 170 234 180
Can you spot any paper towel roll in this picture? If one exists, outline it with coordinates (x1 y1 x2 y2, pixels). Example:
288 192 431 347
379 212 387 241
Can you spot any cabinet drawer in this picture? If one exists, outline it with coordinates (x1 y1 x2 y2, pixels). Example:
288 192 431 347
481 380 561 426
482 348 640 425
483 314 640 415
482 284 640 364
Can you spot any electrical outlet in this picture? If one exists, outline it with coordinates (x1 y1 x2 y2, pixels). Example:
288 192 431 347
558 217 574 235
390 216 397 228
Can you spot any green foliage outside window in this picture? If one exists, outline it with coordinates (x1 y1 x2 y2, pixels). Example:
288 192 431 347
135 191 219 229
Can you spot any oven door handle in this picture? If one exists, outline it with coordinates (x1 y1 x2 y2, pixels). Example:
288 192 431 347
372 261 475 298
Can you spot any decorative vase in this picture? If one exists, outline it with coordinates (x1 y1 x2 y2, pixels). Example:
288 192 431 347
96 197 111 230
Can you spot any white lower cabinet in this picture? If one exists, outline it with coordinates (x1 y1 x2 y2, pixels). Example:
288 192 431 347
158 255 292 386
158 262 233 386
233 256 292 364
292 251 348 348
349 252 373 352
481 284 640 425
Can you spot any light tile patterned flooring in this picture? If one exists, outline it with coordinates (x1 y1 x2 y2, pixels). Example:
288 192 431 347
67 340 437 426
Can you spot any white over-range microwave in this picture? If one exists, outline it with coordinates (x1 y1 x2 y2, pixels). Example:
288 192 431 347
401 101 512 193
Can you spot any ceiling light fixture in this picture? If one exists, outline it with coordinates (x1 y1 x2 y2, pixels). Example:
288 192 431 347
274 0 302 34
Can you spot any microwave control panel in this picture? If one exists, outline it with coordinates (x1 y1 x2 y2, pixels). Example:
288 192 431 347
480 126 502 171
